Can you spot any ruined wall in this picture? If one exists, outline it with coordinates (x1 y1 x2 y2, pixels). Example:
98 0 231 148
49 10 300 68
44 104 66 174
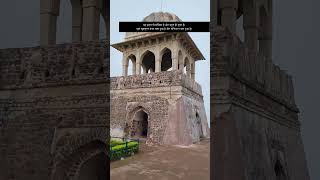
110 71 209 145
212 26 310 180
0 42 109 180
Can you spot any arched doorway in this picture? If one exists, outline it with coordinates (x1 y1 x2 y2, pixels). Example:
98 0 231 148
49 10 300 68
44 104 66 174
196 112 204 139
52 140 107 180
141 51 155 74
131 109 149 138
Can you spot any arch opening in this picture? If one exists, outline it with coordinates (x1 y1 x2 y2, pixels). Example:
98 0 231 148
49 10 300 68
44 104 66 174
161 48 173 71
127 55 136 76
141 51 155 74
131 109 149 138
196 112 204 139
184 57 191 77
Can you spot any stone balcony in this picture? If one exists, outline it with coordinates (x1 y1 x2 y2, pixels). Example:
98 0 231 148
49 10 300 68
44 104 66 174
111 70 203 96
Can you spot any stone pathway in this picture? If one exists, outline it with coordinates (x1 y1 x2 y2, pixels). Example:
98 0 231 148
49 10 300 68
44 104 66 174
110 139 210 180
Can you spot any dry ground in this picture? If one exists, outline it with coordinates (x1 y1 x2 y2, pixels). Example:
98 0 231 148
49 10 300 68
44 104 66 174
110 139 210 180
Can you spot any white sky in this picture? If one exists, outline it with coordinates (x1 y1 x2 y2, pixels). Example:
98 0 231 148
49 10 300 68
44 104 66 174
110 0 210 125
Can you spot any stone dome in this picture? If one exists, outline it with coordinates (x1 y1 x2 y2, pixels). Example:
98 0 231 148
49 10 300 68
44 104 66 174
124 12 182 40
142 12 182 22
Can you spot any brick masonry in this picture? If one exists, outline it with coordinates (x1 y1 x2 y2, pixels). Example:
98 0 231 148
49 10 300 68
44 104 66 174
0 41 109 180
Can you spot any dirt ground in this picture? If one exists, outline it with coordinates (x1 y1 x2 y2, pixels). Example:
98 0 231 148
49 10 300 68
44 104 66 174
110 139 210 180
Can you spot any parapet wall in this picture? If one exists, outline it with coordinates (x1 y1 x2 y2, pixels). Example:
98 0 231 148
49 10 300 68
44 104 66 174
213 26 297 110
111 71 202 96
0 41 108 89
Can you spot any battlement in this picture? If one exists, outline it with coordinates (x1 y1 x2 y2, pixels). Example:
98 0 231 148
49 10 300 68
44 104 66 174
111 70 203 96
0 41 108 90
213 26 297 110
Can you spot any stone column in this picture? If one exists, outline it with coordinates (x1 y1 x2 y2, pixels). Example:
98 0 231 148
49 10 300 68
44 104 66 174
136 63 142 75
82 0 100 41
40 0 60 46
132 60 136 75
191 63 196 80
259 15 272 60
220 0 237 32
172 50 178 70
122 55 128 76
71 0 83 42
186 63 191 78
243 1 258 52
155 51 161 72
212 0 218 26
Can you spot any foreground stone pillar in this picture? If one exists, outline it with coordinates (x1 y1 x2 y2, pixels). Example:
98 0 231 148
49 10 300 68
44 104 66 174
243 4 258 52
40 0 60 46
71 0 83 42
220 0 237 32
259 15 273 60
82 0 100 41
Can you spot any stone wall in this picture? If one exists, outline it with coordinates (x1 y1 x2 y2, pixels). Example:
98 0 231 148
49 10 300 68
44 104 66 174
0 41 109 180
212 26 310 180
111 70 209 145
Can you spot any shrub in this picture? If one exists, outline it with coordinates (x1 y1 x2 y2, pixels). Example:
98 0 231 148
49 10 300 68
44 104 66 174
110 141 139 161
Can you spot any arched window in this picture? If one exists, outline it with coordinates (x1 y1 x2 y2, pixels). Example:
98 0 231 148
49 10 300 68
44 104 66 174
160 48 172 71
141 51 155 74
184 57 191 77
127 55 136 75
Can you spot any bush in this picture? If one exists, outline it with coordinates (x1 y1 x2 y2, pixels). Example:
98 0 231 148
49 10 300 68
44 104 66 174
110 141 139 161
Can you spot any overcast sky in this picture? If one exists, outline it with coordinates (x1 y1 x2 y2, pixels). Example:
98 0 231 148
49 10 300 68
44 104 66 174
0 0 319 179
110 0 211 126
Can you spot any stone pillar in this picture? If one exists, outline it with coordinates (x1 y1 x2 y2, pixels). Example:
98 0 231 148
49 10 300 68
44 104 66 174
132 60 136 75
172 50 178 70
136 63 141 75
243 1 258 52
191 63 196 80
71 0 83 42
155 51 161 72
40 0 60 46
82 0 100 41
259 15 272 60
186 63 191 78
212 0 218 26
122 55 128 76
220 0 237 32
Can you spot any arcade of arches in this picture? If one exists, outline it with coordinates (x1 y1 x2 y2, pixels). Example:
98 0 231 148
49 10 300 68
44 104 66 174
122 47 196 80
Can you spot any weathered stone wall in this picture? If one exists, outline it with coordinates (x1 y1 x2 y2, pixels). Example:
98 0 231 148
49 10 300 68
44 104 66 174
0 41 109 180
111 70 209 145
212 26 310 180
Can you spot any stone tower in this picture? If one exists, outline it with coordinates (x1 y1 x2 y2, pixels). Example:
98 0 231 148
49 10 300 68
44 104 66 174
212 0 310 179
110 12 210 145
0 0 108 179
